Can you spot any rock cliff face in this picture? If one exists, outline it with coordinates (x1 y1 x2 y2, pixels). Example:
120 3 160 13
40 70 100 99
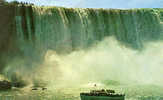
0 3 163 80
0 3 17 72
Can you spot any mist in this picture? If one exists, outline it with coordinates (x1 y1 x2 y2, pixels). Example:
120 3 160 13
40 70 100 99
41 37 163 88
0 5 162 91
3 37 163 88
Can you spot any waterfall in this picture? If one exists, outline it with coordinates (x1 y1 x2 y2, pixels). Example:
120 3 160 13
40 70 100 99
0 3 163 84
15 6 163 53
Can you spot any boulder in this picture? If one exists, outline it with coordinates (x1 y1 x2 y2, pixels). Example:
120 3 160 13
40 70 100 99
0 80 12 90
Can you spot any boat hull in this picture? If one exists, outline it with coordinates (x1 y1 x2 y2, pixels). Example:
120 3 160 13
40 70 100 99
80 95 125 100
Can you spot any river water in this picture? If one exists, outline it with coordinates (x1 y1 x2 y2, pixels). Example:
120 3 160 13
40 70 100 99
0 84 163 100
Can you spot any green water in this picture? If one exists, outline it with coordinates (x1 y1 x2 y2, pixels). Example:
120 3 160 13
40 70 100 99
0 85 163 100
15 7 163 51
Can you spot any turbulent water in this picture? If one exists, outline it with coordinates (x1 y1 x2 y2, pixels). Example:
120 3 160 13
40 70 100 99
0 3 163 100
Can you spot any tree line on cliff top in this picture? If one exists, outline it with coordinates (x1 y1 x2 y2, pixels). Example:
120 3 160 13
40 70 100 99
0 0 34 6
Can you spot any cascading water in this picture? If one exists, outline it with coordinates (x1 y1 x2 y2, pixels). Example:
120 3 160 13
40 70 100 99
14 6 162 50
0 3 163 84
0 3 163 100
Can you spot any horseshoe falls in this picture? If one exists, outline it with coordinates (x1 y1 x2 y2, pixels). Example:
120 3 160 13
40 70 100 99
15 7 163 51
0 3 163 100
